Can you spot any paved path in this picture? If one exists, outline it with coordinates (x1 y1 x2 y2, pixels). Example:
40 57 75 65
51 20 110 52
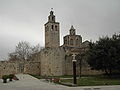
0 74 120 90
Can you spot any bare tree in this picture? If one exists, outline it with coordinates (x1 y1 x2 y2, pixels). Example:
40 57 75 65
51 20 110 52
9 41 41 61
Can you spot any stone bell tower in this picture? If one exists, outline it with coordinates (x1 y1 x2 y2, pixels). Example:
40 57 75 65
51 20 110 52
44 10 60 48
63 25 82 47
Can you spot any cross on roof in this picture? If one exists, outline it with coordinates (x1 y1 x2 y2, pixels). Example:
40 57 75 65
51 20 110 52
72 53 76 60
51 8 53 11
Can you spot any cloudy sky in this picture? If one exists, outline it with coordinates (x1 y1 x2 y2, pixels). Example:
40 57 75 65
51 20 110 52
0 0 120 60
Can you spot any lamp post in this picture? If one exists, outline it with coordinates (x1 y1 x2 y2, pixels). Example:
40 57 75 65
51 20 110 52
72 53 77 85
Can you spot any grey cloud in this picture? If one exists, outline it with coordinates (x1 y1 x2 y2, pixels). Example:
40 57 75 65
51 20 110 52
0 0 120 60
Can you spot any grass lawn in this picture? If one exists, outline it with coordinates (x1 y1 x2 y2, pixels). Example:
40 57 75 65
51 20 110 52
60 75 120 86
30 74 120 86
30 74 73 79
30 74 43 79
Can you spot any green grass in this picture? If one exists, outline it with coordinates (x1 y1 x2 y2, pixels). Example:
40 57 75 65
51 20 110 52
30 74 43 79
30 74 73 79
60 76 120 86
30 74 120 86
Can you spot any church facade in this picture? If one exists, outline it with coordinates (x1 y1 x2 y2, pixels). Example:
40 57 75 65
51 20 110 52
0 11 101 78
39 10 99 76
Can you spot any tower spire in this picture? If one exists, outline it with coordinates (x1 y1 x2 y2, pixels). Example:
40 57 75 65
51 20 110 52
71 25 74 30
48 8 55 22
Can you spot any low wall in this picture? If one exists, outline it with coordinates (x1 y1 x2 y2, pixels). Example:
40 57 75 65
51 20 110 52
65 56 103 75
0 61 41 78
0 61 18 78
24 62 40 75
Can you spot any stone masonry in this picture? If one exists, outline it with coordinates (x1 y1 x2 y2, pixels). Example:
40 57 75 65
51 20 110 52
40 47 65 76
0 61 40 78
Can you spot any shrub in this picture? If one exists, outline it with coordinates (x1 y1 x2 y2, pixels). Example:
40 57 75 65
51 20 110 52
9 74 15 81
2 75 9 83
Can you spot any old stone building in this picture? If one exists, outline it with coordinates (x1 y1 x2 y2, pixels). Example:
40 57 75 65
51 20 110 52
0 10 101 78
39 10 100 76
45 10 60 48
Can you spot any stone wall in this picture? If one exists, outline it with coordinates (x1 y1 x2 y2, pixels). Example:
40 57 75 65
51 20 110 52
40 47 65 76
63 35 82 47
0 61 41 78
65 55 102 75
24 62 40 75
0 61 18 78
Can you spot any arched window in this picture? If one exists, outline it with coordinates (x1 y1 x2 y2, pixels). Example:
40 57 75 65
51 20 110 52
52 16 54 21
70 38 73 45
55 25 57 31
76 38 79 45
64 38 67 44
51 25 54 29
